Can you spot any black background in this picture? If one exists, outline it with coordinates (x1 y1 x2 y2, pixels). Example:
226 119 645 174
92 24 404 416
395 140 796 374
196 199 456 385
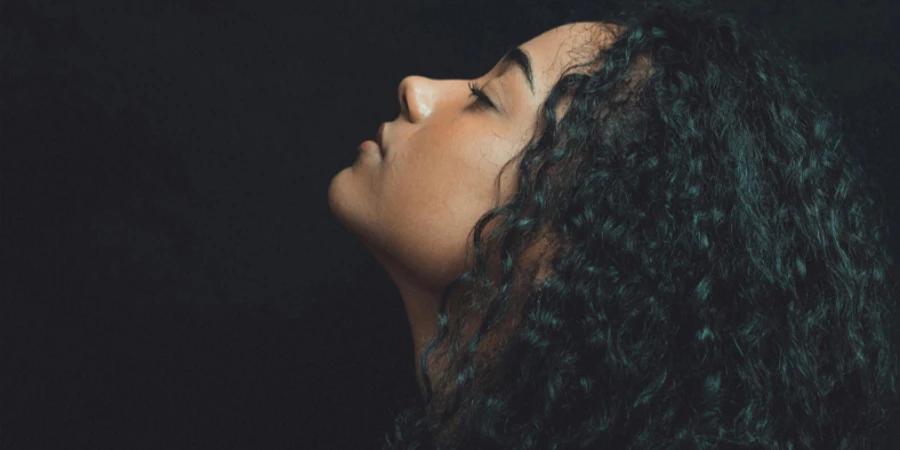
4 0 899 448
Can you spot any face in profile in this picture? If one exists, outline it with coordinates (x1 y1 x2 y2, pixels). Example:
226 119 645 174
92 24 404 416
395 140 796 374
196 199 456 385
328 21 619 377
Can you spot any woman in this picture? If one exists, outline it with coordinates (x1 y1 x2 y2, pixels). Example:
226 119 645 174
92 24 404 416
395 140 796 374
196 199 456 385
328 0 900 448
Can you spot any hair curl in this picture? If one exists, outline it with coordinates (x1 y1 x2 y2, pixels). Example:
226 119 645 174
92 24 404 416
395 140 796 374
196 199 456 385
381 0 900 448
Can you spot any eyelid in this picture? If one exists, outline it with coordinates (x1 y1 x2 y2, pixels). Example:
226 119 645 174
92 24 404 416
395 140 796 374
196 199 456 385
467 81 495 109
469 80 509 116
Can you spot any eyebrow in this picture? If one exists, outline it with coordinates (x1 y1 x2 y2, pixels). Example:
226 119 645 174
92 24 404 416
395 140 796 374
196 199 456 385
500 46 535 96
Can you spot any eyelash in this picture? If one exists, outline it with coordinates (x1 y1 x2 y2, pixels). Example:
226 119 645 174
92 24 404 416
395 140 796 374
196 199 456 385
467 81 495 110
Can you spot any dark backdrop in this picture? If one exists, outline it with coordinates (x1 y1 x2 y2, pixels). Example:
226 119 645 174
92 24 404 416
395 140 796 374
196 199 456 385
3 0 898 448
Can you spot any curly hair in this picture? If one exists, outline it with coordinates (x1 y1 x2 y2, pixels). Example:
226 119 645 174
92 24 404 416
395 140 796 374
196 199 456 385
380 0 900 448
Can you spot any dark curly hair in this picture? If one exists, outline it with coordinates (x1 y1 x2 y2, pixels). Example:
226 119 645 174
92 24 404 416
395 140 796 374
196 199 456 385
381 0 900 448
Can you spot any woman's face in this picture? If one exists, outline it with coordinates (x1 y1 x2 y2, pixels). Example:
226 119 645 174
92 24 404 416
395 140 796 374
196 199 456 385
328 21 618 374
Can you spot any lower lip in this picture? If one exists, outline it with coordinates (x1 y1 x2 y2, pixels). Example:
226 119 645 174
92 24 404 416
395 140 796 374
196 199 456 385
359 140 383 158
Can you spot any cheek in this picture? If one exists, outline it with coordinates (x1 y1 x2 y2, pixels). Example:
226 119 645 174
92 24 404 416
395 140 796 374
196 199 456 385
377 125 523 269
388 155 490 227
378 156 501 273
390 134 522 225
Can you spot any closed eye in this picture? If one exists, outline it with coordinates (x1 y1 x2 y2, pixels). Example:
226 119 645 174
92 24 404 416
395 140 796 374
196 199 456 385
467 82 496 110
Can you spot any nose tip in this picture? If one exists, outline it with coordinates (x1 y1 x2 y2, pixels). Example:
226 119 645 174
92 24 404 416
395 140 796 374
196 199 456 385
398 76 411 116
398 75 424 118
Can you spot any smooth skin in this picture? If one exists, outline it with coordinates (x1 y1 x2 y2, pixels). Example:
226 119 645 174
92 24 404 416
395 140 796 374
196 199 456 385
328 22 621 393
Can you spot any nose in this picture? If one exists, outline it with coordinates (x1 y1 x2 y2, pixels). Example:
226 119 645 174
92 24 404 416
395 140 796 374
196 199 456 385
397 75 433 122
